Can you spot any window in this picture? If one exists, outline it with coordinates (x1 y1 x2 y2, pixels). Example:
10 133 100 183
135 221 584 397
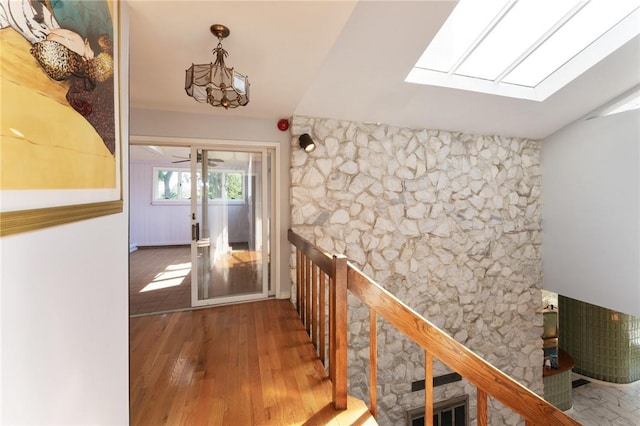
153 168 191 201
153 167 244 203
407 395 468 426
406 0 640 101
204 171 244 201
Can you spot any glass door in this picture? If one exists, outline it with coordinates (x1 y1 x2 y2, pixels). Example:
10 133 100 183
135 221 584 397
190 147 271 306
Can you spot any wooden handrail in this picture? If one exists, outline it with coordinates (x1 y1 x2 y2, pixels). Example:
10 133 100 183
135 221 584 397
288 230 578 425
347 263 580 425
288 230 333 274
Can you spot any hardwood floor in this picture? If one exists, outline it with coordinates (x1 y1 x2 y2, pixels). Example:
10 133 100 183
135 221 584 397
201 247 264 299
130 299 375 425
130 245 265 316
129 247 192 315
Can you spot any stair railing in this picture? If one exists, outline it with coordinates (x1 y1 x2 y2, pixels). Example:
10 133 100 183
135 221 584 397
288 229 579 425
288 229 348 409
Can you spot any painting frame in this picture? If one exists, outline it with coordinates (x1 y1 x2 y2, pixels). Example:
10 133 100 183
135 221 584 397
0 0 123 237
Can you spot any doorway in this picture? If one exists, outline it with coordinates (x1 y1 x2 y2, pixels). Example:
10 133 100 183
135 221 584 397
190 147 272 306
129 141 278 315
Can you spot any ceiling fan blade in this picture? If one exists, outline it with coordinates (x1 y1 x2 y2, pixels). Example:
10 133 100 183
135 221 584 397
170 154 223 164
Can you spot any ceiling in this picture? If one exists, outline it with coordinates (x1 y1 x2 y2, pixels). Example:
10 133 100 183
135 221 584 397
127 1 640 142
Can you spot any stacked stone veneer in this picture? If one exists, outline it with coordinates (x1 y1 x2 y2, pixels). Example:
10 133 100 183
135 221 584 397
290 116 544 425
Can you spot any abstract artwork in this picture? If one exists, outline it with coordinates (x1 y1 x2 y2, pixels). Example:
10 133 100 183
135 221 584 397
0 0 122 236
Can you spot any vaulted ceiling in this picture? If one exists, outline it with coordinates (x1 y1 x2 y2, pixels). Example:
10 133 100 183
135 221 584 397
128 1 640 140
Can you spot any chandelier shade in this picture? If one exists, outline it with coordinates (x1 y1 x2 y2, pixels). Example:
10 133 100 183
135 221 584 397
185 24 249 109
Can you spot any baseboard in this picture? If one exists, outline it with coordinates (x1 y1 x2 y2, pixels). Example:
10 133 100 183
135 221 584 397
136 244 190 249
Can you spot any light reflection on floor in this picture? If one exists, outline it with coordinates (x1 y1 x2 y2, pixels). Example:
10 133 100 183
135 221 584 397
140 262 192 292
130 245 266 315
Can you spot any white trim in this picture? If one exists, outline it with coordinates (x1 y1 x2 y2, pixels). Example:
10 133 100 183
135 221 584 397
131 135 281 150
586 84 640 119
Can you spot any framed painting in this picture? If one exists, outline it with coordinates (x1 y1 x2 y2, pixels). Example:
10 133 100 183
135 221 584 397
0 0 122 237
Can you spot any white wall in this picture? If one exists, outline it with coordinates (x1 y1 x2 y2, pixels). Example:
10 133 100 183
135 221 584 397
130 161 190 246
131 109 291 298
542 109 640 317
0 5 130 424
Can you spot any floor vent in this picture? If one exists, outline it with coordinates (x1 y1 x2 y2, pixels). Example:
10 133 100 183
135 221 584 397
407 394 468 426
572 378 590 388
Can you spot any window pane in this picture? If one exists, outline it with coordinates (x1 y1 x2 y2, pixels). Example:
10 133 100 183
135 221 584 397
208 172 223 199
226 173 243 200
454 405 466 426
156 170 178 199
456 0 577 82
180 172 191 199
195 172 203 200
441 408 452 425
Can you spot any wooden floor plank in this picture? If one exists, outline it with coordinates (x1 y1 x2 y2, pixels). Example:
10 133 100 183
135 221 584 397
130 299 375 425
130 246 264 315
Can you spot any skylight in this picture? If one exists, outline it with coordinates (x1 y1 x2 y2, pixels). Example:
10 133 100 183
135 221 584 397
406 0 640 101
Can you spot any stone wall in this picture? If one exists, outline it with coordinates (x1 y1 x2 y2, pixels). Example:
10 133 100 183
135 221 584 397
290 116 544 425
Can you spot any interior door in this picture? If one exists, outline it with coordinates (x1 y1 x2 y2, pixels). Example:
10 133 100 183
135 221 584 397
190 147 271 306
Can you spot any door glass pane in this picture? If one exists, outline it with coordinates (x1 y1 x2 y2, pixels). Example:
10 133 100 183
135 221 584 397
179 171 191 199
193 149 270 304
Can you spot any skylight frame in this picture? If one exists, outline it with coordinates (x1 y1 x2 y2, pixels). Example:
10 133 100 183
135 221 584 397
406 0 640 101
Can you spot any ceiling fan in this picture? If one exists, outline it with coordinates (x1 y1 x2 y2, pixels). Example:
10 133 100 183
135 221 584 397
172 153 224 166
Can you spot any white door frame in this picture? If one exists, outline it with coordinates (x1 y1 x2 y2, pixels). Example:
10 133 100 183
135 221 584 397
190 145 270 307
130 135 282 301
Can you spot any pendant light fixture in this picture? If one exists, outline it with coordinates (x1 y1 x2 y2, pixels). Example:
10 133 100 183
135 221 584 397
185 24 249 109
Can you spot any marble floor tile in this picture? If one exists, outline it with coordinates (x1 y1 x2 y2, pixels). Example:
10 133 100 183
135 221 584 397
567 374 640 426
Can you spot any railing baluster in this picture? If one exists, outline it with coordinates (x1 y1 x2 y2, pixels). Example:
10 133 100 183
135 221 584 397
302 254 308 324
296 249 302 316
312 263 318 350
369 309 377 418
332 254 348 410
425 350 433 426
319 270 326 365
329 275 335 383
477 388 488 426
305 255 312 334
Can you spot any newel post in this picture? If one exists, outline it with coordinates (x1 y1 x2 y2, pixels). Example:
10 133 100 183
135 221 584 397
331 254 348 410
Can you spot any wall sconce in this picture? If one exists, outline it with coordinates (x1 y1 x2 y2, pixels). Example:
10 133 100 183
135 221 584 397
299 133 316 153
